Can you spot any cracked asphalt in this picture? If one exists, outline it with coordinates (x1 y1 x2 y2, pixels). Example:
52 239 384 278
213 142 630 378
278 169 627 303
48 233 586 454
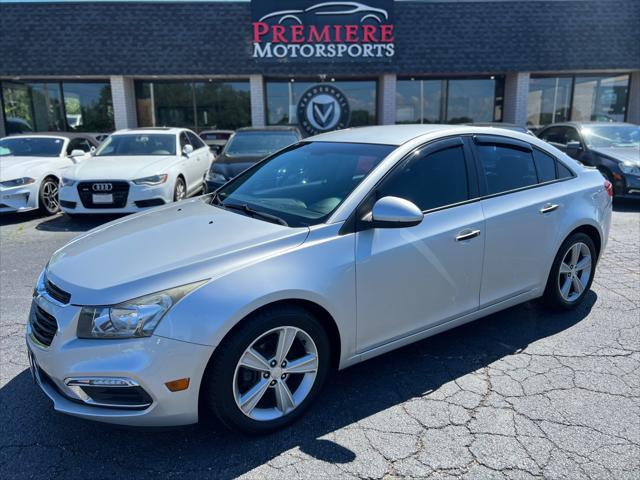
1 201 639 480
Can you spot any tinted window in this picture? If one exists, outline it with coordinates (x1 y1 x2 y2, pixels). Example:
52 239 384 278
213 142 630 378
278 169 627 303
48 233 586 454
217 142 395 227
533 149 557 183
186 131 206 150
67 138 93 154
539 126 565 145
557 162 573 179
377 145 469 211
225 131 299 156
478 145 537 194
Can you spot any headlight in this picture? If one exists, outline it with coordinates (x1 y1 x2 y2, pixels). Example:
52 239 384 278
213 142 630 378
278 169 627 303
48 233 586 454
206 171 228 183
133 174 168 186
0 177 36 188
77 280 207 339
61 177 76 187
619 163 640 176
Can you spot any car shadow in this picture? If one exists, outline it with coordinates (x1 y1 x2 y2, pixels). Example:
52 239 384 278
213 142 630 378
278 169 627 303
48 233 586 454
0 293 596 478
0 210 46 226
35 213 126 232
613 198 640 213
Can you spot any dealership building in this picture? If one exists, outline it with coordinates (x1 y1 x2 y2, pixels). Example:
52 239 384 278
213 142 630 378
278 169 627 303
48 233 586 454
1 0 639 138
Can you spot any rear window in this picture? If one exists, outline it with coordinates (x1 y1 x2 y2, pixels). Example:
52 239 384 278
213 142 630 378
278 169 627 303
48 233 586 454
225 131 299 156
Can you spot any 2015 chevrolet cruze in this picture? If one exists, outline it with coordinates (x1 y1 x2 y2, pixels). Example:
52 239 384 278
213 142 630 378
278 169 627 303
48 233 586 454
27 125 612 434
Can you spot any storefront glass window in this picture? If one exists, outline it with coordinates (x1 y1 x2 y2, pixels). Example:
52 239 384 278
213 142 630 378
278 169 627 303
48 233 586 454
266 80 377 127
572 75 629 123
61 82 114 132
396 77 503 125
528 74 630 129
135 80 251 131
527 77 572 128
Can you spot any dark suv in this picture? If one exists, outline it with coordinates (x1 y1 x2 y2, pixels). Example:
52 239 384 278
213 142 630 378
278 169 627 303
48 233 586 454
537 122 640 198
203 126 302 192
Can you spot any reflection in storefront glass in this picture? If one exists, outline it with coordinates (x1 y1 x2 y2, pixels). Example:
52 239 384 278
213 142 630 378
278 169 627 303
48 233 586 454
134 80 251 131
527 77 573 128
266 80 377 127
572 75 629 123
2 82 66 134
61 82 114 132
396 77 502 124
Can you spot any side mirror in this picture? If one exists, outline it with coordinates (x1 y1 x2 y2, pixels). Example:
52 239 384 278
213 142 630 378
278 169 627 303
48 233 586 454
369 196 423 228
566 141 582 158
69 149 86 157
182 144 194 156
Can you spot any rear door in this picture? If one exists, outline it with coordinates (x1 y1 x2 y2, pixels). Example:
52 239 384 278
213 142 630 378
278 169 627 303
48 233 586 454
472 135 570 306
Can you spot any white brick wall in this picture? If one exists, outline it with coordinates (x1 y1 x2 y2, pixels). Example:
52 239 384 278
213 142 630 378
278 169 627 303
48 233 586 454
627 71 640 125
503 72 530 126
250 74 265 127
378 73 397 125
110 76 137 130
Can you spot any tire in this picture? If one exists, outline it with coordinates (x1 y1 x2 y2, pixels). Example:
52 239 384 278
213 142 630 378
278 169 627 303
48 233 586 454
38 177 60 215
543 233 597 310
203 305 331 435
173 176 187 202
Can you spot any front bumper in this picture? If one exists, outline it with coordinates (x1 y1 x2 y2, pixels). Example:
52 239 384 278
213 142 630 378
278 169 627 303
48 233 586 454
618 174 640 199
0 183 39 212
59 180 173 214
26 294 215 426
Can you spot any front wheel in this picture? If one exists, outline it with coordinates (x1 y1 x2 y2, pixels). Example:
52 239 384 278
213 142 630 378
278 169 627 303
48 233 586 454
543 233 597 310
38 177 60 215
203 305 330 434
173 176 186 202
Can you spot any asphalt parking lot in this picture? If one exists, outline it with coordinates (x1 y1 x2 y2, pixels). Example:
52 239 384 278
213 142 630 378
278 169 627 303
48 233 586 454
1 201 638 480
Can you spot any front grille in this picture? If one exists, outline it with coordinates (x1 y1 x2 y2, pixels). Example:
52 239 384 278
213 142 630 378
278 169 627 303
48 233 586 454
45 278 71 304
77 181 130 209
30 305 58 347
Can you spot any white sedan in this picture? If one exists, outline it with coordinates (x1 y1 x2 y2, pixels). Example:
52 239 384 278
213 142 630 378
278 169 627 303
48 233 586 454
0 133 98 215
59 128 212 214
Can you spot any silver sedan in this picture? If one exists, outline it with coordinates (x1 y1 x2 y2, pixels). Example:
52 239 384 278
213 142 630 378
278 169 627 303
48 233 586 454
26 125 612 434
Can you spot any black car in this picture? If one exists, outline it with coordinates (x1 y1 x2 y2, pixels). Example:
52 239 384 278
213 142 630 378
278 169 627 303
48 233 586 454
204 126 302 192
537 122 640 198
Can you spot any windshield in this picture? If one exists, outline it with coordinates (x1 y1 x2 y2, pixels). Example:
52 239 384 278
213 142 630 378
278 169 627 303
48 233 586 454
225 131 299 156
0 137 64 157
95 134 176 156
216 141 396 227
581 125 640 149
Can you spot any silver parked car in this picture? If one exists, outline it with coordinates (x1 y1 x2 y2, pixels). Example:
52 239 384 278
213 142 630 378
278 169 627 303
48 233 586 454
27 125 612 434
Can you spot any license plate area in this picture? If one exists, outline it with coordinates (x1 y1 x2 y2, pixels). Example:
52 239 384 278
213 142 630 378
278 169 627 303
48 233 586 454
92 193 113 204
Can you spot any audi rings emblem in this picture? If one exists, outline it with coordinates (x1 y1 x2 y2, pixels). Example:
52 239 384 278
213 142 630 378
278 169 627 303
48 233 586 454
92 183 113 192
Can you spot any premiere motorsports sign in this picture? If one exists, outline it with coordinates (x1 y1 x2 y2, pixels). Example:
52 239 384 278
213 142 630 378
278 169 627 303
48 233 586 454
251 0 395 61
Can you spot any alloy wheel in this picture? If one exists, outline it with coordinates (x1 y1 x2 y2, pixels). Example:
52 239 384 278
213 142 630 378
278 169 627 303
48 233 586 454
41 180 59 213
557 242 592 302
232 326 319 422
175 179 186 201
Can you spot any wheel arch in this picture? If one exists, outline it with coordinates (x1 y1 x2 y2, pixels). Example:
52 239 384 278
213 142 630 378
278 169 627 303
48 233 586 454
566 224 602 260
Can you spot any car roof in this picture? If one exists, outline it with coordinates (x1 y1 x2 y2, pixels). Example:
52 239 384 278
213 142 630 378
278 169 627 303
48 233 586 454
539 122 637 130
308 125 459 145
117 127 183 135
200 129 234 134
235 126 301 133
4 131 95 140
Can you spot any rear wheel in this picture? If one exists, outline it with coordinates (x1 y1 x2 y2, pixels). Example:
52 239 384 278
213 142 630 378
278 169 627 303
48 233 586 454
173 176 186 202
203 305 330 434
543 233 596 310
38 177 60 215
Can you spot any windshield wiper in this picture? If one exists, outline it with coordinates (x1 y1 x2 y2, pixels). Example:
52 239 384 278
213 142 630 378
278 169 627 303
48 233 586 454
224 202 288 226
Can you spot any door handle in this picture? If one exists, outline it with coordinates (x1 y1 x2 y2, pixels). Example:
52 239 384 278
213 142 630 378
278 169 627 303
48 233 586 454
456 229 481 242
540 203 559 214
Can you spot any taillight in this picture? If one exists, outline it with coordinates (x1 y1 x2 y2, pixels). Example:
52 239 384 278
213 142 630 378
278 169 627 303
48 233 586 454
604 179 613 197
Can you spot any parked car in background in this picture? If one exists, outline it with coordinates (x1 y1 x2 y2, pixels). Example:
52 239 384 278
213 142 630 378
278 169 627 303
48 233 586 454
467 122 535 136
0 133 98 215
59 127 212 214
5 117 34 135
91 133 111 143
199 129 234 157
204 126 302 192
537 122 640 198
28 125 611 434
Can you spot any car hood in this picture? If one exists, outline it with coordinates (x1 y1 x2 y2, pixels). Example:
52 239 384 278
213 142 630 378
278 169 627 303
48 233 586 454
0 156 57 182
46 197 309 305
68 155 175 180
592 147 640 165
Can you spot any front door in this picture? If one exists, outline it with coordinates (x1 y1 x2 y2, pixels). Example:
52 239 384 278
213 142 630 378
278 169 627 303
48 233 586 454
355 137 485 352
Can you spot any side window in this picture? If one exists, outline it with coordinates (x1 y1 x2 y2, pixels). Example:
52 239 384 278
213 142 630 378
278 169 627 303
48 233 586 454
477 144 538 195
67 139 91 154
533 149 557 183
179 133 190 151
539 127 565 145
565 128 581 144
186 131 206 150
557 162 573 179
377 144 469 211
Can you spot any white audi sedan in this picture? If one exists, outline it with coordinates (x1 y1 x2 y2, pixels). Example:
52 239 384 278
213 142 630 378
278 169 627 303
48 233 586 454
27 125 611 434
59 128 212 214
0 133 98 215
